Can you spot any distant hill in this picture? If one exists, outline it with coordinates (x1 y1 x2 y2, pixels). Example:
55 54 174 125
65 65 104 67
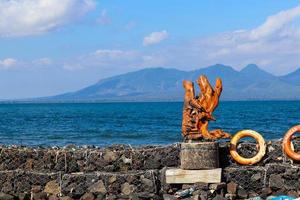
42 64 300 101
280 68 300 86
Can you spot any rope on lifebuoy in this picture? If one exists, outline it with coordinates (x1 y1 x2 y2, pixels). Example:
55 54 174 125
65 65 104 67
283 125 300 161
230 130 266 165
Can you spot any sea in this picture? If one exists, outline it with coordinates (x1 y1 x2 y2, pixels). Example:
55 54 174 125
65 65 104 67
0 101 299 147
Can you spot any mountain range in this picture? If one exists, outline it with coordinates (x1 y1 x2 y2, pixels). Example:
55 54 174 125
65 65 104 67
40 64 300 101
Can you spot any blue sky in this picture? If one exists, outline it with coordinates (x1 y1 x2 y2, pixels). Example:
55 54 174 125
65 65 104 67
1 0 300 99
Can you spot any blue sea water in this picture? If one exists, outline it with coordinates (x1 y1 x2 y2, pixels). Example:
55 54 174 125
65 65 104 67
0 101 299 147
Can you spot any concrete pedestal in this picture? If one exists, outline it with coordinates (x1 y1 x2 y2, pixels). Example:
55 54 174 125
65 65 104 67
180 142 219 169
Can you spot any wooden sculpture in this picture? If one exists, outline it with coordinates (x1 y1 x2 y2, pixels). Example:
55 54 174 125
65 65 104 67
182 75 231 140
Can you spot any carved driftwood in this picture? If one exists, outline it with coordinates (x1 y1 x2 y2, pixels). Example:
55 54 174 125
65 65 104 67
182 75 231 140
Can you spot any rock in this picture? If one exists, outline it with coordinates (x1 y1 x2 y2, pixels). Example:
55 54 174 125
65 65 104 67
60 196 74 200
227 182 238 194
24 159 34 170
193 194 200 200
44 180 60 195
237 188 247 199
88 180 107 194
18 193 30 200
80 193 95 200
182 184 194 190
192 189 201 195
141 178 154 192
94 194 105 200
163 194 176 200
121 155 132 164
31 185 42 193
49 195 60 200
103 150 117 163
248 191 259 198
195 182 209 190
103 165 114 172
213 195 226 200
32 192 47 200
260 187 272 199
136 192 155 199
207 190 216 199
183 183 209 190
144 156 161 169
106 194 117 200
209 182 226 191
108 175 116 184
251 173 261 181
276 157 283 161
225 193 236 200
269 174 284 189
121 182 135 196
1 182 13 194
268 146 275 152
200 191 208 200
0 192 14 200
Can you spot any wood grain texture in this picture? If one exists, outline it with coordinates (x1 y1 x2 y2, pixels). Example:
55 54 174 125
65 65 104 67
165 168 222 184
181 75 231 140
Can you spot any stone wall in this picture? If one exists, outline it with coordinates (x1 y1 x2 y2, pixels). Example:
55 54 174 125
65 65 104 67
0 141 298 200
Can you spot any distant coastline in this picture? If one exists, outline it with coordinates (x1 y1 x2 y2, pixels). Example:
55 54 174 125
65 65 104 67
3 64 300 102
1 99 300 104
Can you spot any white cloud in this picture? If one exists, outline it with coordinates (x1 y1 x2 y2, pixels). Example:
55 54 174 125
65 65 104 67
0 58 17 69
0 57 55 70
93 49 135 58
0 0 96 37
250 5 300 40
143 30 169 46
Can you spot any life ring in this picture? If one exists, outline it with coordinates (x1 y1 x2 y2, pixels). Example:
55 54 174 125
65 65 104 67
230 130 266 165
282 125 300 161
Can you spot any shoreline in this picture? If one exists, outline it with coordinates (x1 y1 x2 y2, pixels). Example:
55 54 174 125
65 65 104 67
1 100 300 104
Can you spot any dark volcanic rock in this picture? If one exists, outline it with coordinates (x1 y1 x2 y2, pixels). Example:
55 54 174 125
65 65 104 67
80 193 95 200
269 174 284 189
0 141 298 199
0 192 14 200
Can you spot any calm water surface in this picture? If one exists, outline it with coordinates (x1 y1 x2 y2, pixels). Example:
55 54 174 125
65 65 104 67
0 101 299 146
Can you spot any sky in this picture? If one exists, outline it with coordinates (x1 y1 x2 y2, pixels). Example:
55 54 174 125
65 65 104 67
1 0 300 99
